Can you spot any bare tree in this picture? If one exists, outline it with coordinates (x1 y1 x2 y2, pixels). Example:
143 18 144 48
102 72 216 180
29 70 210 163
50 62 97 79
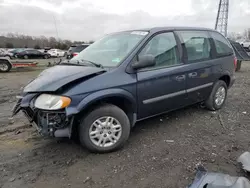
0 33 77 49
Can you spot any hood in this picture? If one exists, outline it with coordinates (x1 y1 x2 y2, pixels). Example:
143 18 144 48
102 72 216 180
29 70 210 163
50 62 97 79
24 65 105 92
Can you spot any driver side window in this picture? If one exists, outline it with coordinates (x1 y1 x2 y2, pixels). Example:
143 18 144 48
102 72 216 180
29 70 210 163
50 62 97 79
138 32 180 70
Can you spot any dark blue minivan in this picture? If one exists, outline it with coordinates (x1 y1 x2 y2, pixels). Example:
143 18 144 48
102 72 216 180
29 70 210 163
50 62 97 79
12 27 236 153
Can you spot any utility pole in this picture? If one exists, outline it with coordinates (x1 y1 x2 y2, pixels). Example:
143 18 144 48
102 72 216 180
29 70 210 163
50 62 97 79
215 0 229 37
53 15 59 40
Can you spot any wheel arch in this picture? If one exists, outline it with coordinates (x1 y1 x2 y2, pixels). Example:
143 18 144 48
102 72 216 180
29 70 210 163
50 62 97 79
219 74 230 87
67 88 137 127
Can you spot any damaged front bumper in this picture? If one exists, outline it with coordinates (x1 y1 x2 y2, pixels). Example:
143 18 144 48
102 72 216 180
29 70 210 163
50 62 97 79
12 94 74 138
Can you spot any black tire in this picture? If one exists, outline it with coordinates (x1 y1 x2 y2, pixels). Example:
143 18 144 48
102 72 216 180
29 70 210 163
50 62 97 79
0 60 11 72
79 104 130 153
205 80 228 111
24 55 28 59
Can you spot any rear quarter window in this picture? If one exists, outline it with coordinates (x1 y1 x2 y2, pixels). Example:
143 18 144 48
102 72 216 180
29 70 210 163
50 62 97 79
209 31 233 56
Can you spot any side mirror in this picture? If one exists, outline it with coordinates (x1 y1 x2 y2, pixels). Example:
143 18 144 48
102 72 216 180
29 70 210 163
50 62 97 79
132 55 156 70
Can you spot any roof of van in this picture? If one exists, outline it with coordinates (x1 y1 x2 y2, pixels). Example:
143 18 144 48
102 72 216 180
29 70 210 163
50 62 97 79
125 26 216 32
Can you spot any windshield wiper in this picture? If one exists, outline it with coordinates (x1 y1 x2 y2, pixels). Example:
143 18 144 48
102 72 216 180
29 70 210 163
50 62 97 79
60 59 103 68
80 59 103 68
60 60 84 66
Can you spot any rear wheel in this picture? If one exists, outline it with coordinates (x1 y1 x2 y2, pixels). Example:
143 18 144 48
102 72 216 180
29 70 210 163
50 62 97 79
44 55 48 59
79 104 130 153
205 80 227 111
24 55 28 59
0 60 11 72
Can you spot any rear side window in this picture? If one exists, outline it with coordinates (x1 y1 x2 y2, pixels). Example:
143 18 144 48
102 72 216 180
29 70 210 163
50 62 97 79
177 31 211 63
210 31 233 56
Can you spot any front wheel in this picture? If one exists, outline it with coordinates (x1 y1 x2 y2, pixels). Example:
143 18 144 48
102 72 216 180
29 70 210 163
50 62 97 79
205 80 228 111
79 104 130 153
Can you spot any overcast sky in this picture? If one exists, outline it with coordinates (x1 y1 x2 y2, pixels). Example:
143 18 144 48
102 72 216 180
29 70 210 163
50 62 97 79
0 0 249 41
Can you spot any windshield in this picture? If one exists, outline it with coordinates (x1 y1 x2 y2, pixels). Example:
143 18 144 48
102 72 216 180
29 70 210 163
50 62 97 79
70 31 148 67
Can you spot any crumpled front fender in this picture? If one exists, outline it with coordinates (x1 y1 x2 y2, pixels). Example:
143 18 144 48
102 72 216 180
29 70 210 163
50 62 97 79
65 88 136 116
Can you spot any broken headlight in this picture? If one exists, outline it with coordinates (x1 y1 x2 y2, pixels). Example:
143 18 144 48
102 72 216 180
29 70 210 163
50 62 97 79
34 94 71 110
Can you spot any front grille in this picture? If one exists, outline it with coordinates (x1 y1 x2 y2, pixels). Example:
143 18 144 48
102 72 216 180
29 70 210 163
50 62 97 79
37 111 67 129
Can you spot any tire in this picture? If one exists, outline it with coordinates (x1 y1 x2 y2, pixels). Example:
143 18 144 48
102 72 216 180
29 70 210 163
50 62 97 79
24 55 28 59
205 80 228 111
0 60 11 72
44 55 48 59
79 104 130 153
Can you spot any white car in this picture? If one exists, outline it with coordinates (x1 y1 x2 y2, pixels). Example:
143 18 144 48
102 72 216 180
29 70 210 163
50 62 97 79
48 49 66 57
240 40 250 49
0 49 14 59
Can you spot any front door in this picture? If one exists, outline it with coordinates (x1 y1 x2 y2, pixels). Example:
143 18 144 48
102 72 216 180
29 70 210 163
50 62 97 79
136 32 188 119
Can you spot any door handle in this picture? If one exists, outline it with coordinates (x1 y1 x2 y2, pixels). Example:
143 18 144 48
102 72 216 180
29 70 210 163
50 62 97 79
176 75 186 81
188 72 197 78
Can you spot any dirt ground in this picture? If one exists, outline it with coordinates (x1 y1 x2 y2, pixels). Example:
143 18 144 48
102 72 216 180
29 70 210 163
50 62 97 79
0 63 250 188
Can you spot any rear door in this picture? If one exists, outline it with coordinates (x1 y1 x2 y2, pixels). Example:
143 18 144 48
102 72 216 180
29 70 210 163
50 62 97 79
136 32 188 119
176 30 216 104
29 50 38 58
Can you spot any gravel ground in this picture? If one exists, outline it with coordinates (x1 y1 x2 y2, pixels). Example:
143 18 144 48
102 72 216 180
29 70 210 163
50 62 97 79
0 62 250 188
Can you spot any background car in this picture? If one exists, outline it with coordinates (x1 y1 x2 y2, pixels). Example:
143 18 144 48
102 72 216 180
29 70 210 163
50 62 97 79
16 49 51 59
66 44 90 59
9 48 31 57
240 40 250 51
48 49 66 57
0 49 14 59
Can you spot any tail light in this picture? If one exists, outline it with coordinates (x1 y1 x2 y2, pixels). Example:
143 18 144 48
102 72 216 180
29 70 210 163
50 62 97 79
234 57 237 70
73 53 78 57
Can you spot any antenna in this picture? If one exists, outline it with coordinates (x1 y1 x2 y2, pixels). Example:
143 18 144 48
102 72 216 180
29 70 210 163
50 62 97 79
215 0 229 37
